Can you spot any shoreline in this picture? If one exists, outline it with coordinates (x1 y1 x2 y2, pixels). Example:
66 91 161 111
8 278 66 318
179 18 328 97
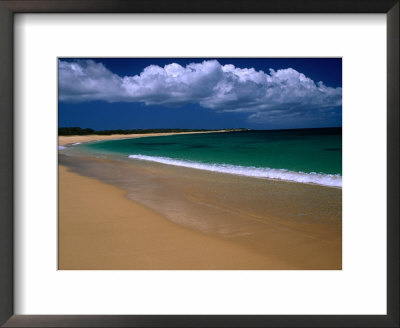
59 131 342 189
58 130 231 146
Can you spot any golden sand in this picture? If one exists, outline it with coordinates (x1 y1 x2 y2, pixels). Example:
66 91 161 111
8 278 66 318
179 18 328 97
59 165 295 269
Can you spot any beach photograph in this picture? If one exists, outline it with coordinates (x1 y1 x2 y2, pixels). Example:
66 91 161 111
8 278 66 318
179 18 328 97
58 58 342 270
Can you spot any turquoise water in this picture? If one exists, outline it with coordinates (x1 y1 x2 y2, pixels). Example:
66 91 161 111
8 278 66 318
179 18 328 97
75 128 342 187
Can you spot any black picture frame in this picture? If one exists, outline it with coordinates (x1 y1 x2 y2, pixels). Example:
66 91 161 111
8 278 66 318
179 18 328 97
0 1 398 327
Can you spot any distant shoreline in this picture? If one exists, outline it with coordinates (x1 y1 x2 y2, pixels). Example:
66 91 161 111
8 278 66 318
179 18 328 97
58 129 237 146
58 127 247 136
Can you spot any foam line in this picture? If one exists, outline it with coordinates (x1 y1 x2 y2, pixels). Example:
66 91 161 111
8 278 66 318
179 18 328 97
128 154 342 187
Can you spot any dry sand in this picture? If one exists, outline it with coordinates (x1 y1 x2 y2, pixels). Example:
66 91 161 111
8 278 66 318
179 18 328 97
59 165 294 269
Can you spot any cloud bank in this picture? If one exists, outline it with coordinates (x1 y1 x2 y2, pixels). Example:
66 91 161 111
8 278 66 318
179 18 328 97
59 59 341 123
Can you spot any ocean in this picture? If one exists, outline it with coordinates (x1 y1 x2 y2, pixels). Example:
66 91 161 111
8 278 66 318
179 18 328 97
73 128 342 188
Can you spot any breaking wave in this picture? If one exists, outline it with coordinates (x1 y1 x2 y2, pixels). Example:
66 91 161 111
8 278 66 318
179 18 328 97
128 154 342 188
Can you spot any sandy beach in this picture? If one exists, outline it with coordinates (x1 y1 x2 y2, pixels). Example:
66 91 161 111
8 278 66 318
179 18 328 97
58 132 342 270
59 165 294 269
59 130 227 146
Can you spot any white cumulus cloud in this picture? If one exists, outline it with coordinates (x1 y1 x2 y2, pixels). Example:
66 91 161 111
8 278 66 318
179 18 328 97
59 59 341 123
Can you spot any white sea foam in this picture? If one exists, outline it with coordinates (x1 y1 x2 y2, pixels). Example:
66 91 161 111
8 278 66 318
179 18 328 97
72 142 81 145
128 154 342 188
58 146 67 150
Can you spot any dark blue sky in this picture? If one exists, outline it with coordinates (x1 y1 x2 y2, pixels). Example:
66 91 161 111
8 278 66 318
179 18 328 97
58 58 342 130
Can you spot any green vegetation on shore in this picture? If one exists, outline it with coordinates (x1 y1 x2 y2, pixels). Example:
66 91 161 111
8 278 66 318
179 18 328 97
58 127 248 136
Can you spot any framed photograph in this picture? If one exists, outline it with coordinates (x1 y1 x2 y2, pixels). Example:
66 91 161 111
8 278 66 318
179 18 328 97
0 1 398 327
